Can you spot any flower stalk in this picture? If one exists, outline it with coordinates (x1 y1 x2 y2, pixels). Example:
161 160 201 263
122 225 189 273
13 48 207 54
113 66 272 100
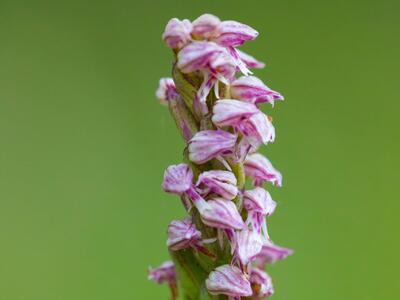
149 14 293 300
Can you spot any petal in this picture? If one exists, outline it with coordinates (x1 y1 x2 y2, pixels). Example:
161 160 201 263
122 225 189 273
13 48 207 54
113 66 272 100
192 14 221 39
188 130 237 164
162 163 194 195
213 20 258 47
162 18 192 49
196 170 238 200
244 153 282 187
212 99 259 127
200 198 244 230
206 265 252 297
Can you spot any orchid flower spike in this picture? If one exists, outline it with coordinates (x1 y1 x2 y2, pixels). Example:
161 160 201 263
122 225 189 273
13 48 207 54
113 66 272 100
206 265 252 298
150 13 292 300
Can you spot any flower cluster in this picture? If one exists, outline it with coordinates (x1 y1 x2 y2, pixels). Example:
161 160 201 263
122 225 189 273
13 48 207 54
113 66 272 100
148 14 293 300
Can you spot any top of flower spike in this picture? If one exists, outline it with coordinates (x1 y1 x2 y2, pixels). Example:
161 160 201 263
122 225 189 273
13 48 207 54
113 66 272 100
162 18 192 49
191 14 221 39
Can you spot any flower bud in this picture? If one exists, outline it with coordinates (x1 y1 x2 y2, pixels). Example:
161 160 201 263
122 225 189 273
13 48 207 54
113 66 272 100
196 170 238 200
188 130 237 164
206 265 252 297
148 261 176 285
162 164 193 195
243 187 276 216
213 20 258 47
236 49 265 69
162 18 192 49
255 240 294 267
244 153 282 187
197 198 244 230
212 99 259 127
230 76 284 105
156 78 178 105
192 14 221 39
234 227 263 266
249 267 274 299
167 218 202 251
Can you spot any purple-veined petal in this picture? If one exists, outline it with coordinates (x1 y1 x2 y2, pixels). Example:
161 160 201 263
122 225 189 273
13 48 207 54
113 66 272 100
177 41 224 73
196 170 238 200
197 198 244 230
213 20 258 47
234 227 263 266
230 76 284 105
244 153 282 187
238 111 275 149
212 99 259 127
162 163 193 195
167 218 202 251
188 130 237 164
206 265 252 297
243 187 276 216
255 240 294 267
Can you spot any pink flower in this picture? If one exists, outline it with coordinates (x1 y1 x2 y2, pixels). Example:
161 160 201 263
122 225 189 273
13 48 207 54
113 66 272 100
188 130 237 164
236 49 265 69
237 111 275 148
148 261 176 285
244 187 276 217
156 77 178 105
233 227 263 267
249 267 274 299
212 99 259 127
213 20 258 47
230 76 284 106
196 198 244 230
162 163 193 195
243 187 276 234
162 18 192 49
177 41 224 73
244 153 282 187
191 13 221 39
196 170 238 200
206 265 252 298
254 240 294 267
167 218 202 251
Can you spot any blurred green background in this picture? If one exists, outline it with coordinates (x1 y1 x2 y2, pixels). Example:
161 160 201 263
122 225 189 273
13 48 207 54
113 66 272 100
0 0 399 299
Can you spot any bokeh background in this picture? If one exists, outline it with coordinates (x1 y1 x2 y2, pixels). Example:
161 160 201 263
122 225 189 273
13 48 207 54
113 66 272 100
1 0 399 299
